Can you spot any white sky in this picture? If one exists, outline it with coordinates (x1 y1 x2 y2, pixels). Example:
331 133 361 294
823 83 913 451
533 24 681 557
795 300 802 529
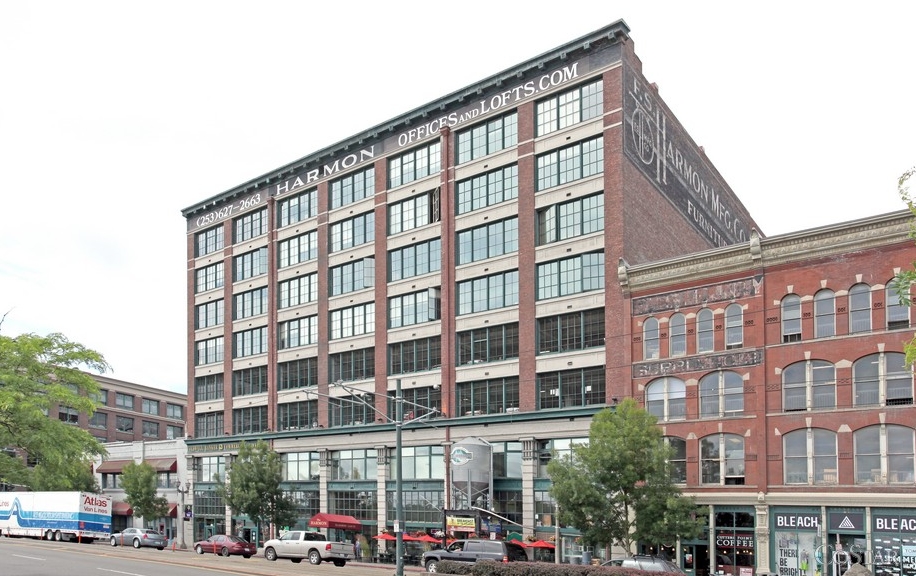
1 1 913 393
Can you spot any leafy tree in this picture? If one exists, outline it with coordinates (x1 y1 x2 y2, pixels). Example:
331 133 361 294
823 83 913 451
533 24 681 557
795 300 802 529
548 398 705 553
215 440 298 542
0 325 108 491
121 461 169 523
893 166 916 364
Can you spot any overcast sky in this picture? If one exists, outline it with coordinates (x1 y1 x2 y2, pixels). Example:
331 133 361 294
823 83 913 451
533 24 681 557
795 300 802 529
1 2 913 393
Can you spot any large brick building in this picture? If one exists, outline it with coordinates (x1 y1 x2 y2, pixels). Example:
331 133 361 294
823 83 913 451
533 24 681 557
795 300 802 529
179 19 916 575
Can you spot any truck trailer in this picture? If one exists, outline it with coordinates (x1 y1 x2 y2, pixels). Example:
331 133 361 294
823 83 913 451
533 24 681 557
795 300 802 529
0 491 112 543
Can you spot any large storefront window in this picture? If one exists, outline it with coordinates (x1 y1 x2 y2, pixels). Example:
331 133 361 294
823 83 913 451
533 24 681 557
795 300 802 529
715 508 755 576
772 509 820 576
872 509 916 576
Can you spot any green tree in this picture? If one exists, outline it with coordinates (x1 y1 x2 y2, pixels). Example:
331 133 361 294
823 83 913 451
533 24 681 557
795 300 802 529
548 398 705 553
215 440 298 543
0 326 108 491
893 166 916 364
121 461 169 523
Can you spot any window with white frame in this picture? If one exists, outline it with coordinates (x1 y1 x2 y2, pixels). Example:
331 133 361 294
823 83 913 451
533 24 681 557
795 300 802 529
643 317 660 360
700 433 745 485
886 279 910 330
853 352 913 406
699 371 744 417
665 437 687 484
697 308 714 353
645 377 686 421
814 289 835 338
854 424 916 484
725 304 743 349
782 359 836 412
849 283 872 333
670 313 686 357
781 294 801 342
784 428 838 485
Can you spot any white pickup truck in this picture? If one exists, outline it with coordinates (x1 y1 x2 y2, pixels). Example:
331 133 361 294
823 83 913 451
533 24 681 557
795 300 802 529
262 530 353 566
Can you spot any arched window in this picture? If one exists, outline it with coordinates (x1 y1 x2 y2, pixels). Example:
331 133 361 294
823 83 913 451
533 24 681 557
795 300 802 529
886 279 910 330
699 371 744 417
643 317 660 360
853 352 913 407
814 289 835 338
781 294 801 342
783 428 838 485
670 313 686 357
700 433 744 485
849 283 872 333
697 308 714 353
782 360 836 412
664 437 687 484
854 425 916 484
725 304 743 349
645 377 686 421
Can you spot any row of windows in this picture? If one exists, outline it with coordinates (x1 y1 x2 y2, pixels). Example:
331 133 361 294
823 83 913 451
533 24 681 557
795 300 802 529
330 258 374 296
457 217 518 265
85 393 182 420
389 288 440 328
537 251 604 300
643 304 743 360
389 238 441 281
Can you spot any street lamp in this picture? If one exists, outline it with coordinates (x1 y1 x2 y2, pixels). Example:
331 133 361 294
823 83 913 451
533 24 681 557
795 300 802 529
175 480 191 550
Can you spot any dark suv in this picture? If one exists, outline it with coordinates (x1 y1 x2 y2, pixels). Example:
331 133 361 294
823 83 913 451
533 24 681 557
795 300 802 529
422 539 528 572
602 555 685 573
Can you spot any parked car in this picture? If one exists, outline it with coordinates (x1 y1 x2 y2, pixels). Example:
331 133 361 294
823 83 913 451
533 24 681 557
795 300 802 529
109 527 167 550
601 555 685 573
262 530 352 565
422 539 528 572
193 534 257 558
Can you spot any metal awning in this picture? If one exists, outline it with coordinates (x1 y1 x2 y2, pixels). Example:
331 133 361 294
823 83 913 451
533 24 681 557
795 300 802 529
112 502 133 516
95 459 132 473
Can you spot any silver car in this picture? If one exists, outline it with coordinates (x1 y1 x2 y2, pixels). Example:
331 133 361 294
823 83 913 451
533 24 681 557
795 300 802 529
110 527 168 550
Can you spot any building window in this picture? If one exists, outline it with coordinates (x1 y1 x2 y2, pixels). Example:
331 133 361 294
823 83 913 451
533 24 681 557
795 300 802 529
278 316 319 349
233 366 269 396
331 167 374 209
457 217 518 265
535 136 603 191
389 188 441 235
277 357 318 391
329 303 375 339
330 449 379 481
814 289 835 338
142 399 159 416
456 112 517 164
278 273 317 309
331 258 375 296
781 294 802 342
282 452 321 481
537 309 604 355
194 374 223 402
328 396 377 428
116 416 134 433
456 164 518 215
665 437 687 484
387 386 442 423
390 336 442 375
457 270 519 315
58 407 79 424
166 403 183 420
783 359 836 412
232 406 267 435
389 141 441 188
389 289 440 328
645 377 686 421
458 323 519 365
233 208 267 243
329 347 375 383
886 279 910 330
458 376 521 415
670 313 687 357
537 367 605 410
849 283 872 333
195 412 224 439
700 433 745 485
389 238 441 281
195 262 224 293
233 247 268 282
142 421 159 438
697 308 715 353
329 211 375 253
278 187 318 226
536 252 604 300
853 352 913 406
233 327 267 358
196 225 224 257
784 428 838 485
725 304 744 349
89 411 107 429
278 231 318 268
396 446 445 480
700 371 744 417
195 299 224 329
536 193 604 246
854 424 916 484
278 401 319 432
234 287 268 320
536 79 603 136
115 393 134 410
643 317 660 360
94 389 109 406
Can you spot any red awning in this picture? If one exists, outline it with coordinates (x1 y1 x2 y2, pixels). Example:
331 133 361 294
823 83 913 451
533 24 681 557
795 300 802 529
308 513 361 531
168 503 178 518
112 502 133 516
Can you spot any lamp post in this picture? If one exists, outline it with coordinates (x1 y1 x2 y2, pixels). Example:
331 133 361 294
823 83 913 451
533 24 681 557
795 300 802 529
175 480 191 549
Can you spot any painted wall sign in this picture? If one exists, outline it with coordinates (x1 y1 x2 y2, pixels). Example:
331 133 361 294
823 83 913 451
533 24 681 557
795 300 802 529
634 349 762 378
632 276 763 315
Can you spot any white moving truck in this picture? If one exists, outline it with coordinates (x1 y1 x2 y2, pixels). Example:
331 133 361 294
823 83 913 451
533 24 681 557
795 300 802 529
0 491 112 543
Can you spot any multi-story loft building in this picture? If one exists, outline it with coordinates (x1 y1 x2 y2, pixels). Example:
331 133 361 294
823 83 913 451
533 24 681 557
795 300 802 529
82 374 186 444
179 19 916 575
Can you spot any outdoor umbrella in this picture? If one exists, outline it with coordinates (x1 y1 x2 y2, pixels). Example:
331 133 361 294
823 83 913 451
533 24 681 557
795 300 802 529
528 540 556 549
417 534 440 543
373 533 397 541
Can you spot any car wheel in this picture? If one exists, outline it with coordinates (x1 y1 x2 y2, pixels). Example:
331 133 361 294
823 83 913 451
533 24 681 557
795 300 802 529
426 560 439 573
110 536 118 547
54 531 63 541
133 538 141 549
195 544 204 554
308 550 322 565
220 546 230 557
265 547 277 561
